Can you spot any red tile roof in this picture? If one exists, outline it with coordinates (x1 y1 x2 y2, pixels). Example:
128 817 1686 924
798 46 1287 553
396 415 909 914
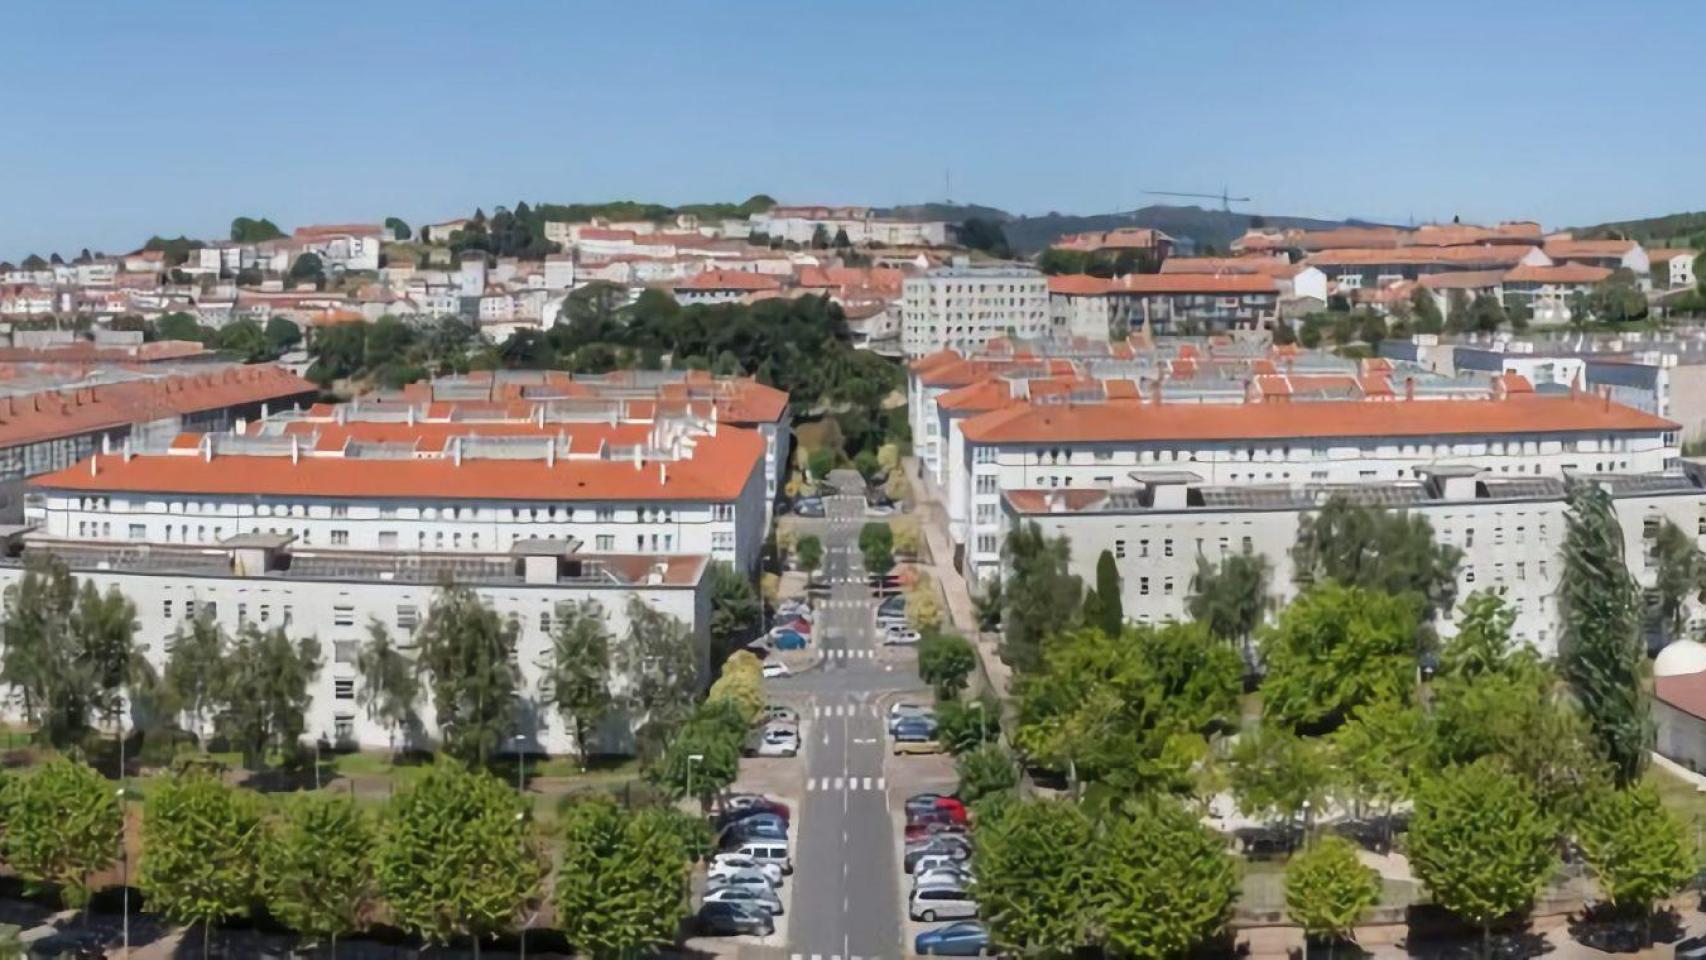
1418 270 1508 291
33 425 765 503
1306 246 1539 268
1656 672 1706 721
961 393 1676 445
1542 238 1638 259
1504 264 1612 285
674 270 783 292
1048 273 1277 295
0 366 314 450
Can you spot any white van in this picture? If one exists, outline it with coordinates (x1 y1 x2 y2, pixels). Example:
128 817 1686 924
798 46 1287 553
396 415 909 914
909 883 977 922
730 839 793 876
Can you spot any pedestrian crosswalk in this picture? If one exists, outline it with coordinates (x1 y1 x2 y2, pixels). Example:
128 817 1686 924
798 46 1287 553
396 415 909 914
823 648 877 661
805 776 886 793
811 703 884 719
796 954 880 960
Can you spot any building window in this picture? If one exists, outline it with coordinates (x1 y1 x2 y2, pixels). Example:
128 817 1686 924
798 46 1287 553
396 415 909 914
596 534 614 551
334 679 355 700
331 530 350 546
1163 539 1174 558
396 605 419 630
1139 539 1150 558
333 715 355 742
162 599 173 619
334 641 359 664
333 605 356 627
1139 576 1150 596
128 524 145 540
1114 539 1126 559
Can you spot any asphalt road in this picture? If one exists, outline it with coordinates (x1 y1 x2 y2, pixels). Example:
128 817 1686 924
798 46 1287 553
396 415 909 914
771 492 922 960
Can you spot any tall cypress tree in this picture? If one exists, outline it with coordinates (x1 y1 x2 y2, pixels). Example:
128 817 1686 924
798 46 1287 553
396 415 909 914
1094 550 1123 636
1559 482 1649 783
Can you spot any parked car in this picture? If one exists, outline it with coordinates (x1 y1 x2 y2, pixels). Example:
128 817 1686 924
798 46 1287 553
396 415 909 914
702 883 783 916
884 626 923 646
714 804 790 832
794 499 825 518
893 715 939 739
905 837 973 873
707 866 779 894
697 900 775 937
909 850 972 877
914 865 977 891
908 804 969 828
876 613 910 632
723 794 791 819
719 815 787 846
721 838 793 874
769 622 811 640
910 882 977 922
915 920 991 956
905 820 968 842
770 630 808 651
1676 934 1706 960
709 852 783 885
762 705 800 725
761 661 792 679
757 726 800 757
906 793 968 820
888 702 932 732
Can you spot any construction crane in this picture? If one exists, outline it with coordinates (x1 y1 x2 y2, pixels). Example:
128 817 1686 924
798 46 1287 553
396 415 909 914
1142 187 1251 212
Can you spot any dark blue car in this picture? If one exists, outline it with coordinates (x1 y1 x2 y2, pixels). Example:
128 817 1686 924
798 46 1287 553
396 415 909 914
915 920 991 956
772 629 807 650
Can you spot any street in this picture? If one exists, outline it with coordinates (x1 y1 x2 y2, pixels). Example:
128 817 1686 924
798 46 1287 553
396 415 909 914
770 491 923 960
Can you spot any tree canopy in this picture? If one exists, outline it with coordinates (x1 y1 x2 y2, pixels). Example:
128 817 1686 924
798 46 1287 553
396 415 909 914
1259 583 1419 734
1292 498 1461 621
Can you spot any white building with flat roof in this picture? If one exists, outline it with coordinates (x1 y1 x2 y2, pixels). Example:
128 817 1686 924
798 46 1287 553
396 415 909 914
901 262 1050 357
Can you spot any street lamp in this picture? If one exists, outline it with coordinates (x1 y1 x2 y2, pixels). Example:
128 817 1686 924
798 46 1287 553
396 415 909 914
686 753 705 806
512 734 528 796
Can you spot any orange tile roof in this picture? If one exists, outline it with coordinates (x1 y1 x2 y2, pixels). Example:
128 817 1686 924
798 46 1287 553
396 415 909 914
34 425 765 503
1048 273 1277 295
1159 255 1297 277
935 380 1022 413
961 394 1675 445
1504 263 1612 284
1306 246 1539 268
294 224 383 239
1542 238 1638 259
278 419 657 451
1418 270 1508 291
674 270 783 292
1003 489 1111 513
0 366 314 449
1410 222 1542 247
1647 248 1697 263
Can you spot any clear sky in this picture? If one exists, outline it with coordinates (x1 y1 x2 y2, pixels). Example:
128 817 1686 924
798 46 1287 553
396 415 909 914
5 1 1702 259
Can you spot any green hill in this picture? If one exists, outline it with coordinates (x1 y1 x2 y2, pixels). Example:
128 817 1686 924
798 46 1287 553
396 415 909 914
1572 211 1706 247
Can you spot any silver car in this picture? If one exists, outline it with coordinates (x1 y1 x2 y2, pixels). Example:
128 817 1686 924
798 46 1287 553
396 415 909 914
909 882 976 922
703 883 784 916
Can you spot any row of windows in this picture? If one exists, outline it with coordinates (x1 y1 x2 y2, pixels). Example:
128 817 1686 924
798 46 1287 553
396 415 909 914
76 498 696 524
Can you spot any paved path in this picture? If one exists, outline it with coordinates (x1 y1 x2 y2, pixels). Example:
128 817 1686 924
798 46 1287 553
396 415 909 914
903 457 1011 697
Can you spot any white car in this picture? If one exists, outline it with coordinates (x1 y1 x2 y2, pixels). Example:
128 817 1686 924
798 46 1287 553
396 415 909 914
710 853 783 886
884 627 922 646
757 727 800 758
761 660 791 679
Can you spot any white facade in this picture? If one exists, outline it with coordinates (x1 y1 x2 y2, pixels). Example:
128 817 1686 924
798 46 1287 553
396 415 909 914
901 263 1050 357
0 540 710 756
1006 469 1706 658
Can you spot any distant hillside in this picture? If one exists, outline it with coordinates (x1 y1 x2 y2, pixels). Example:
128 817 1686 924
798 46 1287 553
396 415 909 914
879 202 1378 254
1000 205 1379 255
1573 210 1706 246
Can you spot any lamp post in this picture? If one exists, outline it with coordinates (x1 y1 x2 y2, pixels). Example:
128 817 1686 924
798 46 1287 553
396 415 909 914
512 734 528 796
117 707 129 959
313 731 324 791
515 810 532 960
687 753 705 806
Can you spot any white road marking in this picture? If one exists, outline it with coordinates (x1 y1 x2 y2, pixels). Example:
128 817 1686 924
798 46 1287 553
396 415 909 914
792 954 803 960
877 777 886 790
834 776 844 789
806 777 817 791
862 777 873 790
813 953 822 960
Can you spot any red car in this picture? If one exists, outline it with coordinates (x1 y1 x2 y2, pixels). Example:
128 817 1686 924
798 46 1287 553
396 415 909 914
904 820 970 843
906 794 969 822
907 804 969 828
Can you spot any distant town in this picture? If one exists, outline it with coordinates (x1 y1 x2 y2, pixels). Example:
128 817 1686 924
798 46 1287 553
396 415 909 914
2 196 1706 958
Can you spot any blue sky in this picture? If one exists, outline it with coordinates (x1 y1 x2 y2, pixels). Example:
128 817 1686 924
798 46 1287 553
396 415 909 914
4 1 1702 259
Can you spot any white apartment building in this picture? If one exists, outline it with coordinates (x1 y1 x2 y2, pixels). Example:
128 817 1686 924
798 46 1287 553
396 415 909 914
901 262 1050 357
1004 467 1706 657
945 391 1679 585
748 206 951 248
0 532 711 757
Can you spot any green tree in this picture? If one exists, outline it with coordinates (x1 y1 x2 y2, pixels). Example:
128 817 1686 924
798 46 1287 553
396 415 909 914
414 585 520 765
956 219 1012 258
935 695 1000 753
384 216 411 241
811 224 831 249
230 216 284 243
375 761 542 955
555 800 693 959
288 252 326 287
1189 553 1271 648
1575 784 1696 942
1439 591 1522 680
1093 798 1239 959
218 624 320 769
918 631 977 700
972 798 1094 951
616 596 698 755
795 534 824 582
1292 498 1461 620
213 318 269 361
164 613 228 748
139 770 263 957
1285 835 1381 960
807 446 835 481
707 562 760 662
263 315 302 354
0 555 141 748
1229 724 1332 831
354 620 421 758
860 522 896 579
263 795 373 952
1558 481 1649 783
536 599 613 767
1259 583 1419 734
0 757 121 908
1408 759 1555 958
1329 698 1429 840
1091 549 1123 635
1650 518 1706 643
956 742 1020 803
999 522 1083 675
647 700 743 805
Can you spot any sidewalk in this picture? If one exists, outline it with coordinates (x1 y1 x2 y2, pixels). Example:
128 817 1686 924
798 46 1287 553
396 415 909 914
903 456 1013 698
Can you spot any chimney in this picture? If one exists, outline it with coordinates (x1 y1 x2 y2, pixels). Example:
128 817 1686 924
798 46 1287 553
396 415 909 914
453 437 462 466
659 462 667 484
261 402 269 420
89 454 98 476
122 438 131 463
203 435 213 462
1405 376 1415 402
102 434 111 455
1602 385 1611 411
633 445 641 470
291 435 300 464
